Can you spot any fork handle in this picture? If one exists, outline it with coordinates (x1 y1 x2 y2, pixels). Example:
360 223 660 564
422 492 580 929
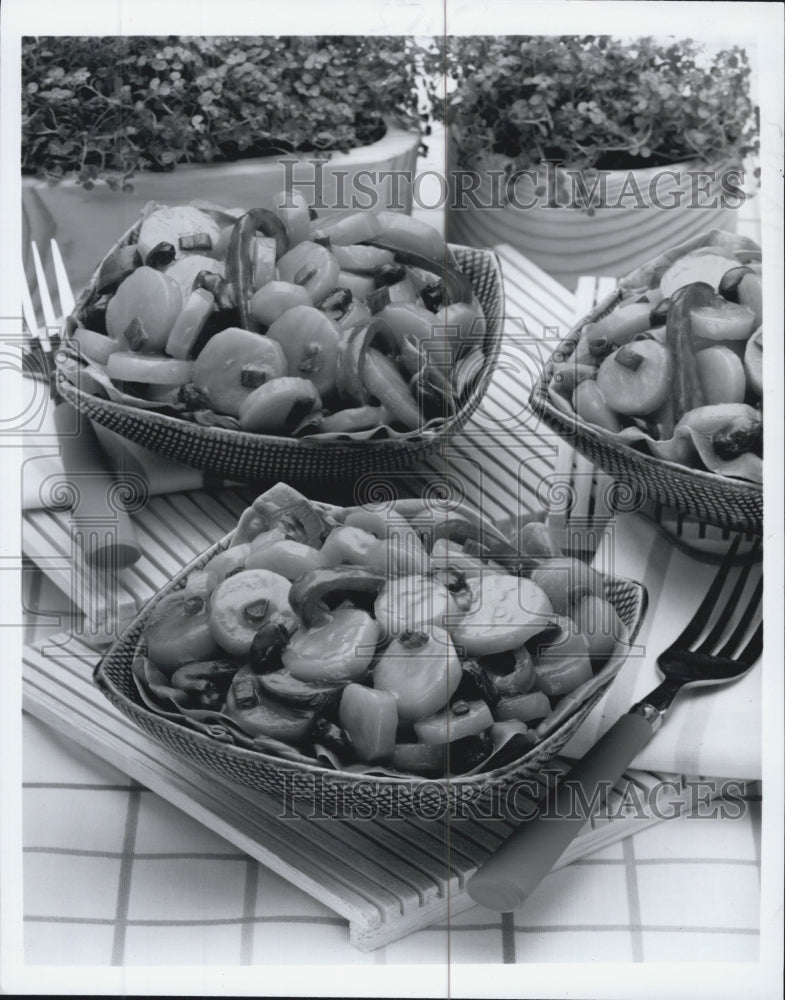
466 711 655 912
53 400 141 568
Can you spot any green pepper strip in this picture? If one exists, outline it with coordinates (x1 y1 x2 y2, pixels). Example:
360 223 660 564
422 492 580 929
664 281 714 432
319 404 391 434
360 239 473 305
288 566 386 628
228 208 290 331
335 318 399 405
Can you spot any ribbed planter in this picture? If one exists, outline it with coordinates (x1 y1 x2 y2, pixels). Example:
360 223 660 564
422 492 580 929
447 153 746 291
23 125 421 299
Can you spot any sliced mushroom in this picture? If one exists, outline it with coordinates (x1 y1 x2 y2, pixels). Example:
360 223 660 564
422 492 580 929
257 669 345 711
208 569 293 656
169 659 238 710
479 645 536 697
224 668 315 743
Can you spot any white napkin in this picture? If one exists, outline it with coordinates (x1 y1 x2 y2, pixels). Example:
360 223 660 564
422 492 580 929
23 398 205 510
563 513 762 779
89 423 207 495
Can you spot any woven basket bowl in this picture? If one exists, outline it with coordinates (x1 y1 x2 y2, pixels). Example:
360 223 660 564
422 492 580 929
94 518 647 818
529 291 763 535
58 220 504 484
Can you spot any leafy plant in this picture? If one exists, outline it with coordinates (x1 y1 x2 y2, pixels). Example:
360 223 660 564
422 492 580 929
22 36 427 190
423 35 759 174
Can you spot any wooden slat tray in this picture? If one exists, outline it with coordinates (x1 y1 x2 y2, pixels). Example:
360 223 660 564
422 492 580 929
23 487 257 641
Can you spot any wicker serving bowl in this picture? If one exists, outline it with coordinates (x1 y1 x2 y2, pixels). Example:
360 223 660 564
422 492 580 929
529 290 763 536
58 219 504 484
94 502 647 818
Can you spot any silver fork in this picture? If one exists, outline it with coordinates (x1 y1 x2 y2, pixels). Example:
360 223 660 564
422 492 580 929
467 532 762 911
21 240 70 378
22 239 141 568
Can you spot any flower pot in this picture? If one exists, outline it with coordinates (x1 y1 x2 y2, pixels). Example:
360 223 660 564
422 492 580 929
446 153 749 291
23 125 421 299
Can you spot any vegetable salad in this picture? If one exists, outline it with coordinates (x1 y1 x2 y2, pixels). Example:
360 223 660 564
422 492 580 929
133 485 629 778
64 197 487 439
549 231 763 483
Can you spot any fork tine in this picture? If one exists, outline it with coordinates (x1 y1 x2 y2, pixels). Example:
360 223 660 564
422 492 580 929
50 239 75 317
717 577 763 660
737 620 763 667
21 269 39 338
30 241 57 336
668 533 743 650
696 543 761 654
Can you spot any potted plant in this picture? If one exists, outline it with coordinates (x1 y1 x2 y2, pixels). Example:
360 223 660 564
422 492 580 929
22 35 427 293
423 35 759 289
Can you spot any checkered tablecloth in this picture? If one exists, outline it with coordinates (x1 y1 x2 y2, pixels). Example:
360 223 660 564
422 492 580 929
22 712 761 967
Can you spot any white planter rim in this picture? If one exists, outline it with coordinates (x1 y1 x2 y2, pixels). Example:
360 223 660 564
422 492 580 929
446 145 747 290
24 124 420 195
